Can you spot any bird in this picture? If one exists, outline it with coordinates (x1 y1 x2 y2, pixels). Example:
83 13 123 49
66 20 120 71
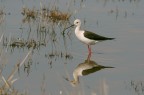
73 19 114 55
70 55 114 86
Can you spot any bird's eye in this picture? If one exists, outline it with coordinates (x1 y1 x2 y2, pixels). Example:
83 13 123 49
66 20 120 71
76 22 78 23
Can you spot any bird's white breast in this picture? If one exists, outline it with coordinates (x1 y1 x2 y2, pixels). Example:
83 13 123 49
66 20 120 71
75 30 98 45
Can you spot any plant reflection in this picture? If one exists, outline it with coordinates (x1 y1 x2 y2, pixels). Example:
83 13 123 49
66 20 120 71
126 80 144 95
70 54 114 86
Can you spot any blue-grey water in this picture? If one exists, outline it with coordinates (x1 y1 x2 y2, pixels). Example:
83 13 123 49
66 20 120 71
0 0 144 95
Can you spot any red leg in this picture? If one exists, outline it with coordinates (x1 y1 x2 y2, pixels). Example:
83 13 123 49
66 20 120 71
87 45 92 55
87 52 91 60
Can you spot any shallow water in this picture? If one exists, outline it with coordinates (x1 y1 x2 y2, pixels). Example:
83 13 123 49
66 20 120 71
0 0 144 95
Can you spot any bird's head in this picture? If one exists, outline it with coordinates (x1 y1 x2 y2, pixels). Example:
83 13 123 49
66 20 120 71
74 19 81 26
70 80 79 87
62 19 81 33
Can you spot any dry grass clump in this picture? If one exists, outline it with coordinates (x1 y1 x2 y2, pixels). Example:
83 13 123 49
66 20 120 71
21 5 71 25
21 6 38 23
48 9 71 23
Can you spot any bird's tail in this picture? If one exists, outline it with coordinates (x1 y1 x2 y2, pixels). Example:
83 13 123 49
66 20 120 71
101 66 115 69
107 37 115 40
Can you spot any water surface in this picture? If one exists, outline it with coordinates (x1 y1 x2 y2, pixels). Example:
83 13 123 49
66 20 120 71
0 0 144 95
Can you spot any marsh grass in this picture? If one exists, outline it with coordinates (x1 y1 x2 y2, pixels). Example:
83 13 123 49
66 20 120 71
21 2 73 40
19 3 73 53
0 50 32 95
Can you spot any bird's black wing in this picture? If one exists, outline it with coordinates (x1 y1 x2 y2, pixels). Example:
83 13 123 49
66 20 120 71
82 65 114 76
84 30 114 41
82 66 104 76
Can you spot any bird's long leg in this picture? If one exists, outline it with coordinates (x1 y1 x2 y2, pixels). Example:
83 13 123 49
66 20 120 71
87 52 91 62
87 45 92 56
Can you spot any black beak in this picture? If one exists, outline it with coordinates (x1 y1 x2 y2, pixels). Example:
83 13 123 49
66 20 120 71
62 24 74 33
66 24 74 29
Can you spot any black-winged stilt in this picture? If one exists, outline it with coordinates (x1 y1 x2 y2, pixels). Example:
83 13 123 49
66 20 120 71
70 54 114 86
73 19 114 55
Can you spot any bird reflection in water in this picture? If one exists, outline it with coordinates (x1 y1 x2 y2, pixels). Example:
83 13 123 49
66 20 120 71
70 54 114 87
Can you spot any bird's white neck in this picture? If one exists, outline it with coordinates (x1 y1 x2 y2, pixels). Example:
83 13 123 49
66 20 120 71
75 26 81 34
73 72 79 83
